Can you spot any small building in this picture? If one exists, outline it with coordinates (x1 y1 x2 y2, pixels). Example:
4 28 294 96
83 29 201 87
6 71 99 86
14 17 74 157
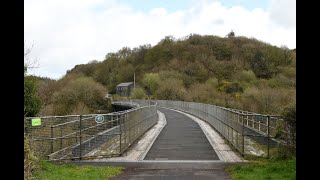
116 82 134 97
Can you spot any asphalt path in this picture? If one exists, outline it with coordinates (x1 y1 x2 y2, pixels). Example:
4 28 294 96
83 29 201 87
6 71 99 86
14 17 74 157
144 107 219 160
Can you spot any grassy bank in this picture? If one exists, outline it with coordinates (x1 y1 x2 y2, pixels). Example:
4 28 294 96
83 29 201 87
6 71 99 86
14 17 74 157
35 161 123 180
227 158 296 180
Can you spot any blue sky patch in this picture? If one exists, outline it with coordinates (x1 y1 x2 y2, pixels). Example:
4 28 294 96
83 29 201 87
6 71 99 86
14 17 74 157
119 0 268 12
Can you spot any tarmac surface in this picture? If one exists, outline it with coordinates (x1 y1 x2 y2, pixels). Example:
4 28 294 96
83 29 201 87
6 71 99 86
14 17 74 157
110 167 231 180
144 108 219 160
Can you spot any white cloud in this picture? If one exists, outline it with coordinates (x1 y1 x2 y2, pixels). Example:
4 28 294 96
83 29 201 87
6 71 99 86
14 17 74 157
269 0 296 28
24 0 296 79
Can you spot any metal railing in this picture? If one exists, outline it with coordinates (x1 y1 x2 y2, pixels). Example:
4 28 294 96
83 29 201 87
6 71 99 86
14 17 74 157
152 100 288 158
24 101 158 161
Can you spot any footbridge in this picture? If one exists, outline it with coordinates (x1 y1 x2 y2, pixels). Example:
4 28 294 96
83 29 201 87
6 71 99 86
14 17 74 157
24 100 287 162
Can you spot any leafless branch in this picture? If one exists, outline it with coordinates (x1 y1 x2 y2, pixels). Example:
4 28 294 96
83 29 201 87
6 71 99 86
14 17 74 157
24 41 39 69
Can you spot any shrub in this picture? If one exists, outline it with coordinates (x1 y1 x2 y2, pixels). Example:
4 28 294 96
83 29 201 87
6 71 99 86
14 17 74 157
155 79 187 100
24 75 42 117
50 77 108 115
130 87 147 99
218 81 243 94
237 70 256 82
273 104 296 159
282 104 296 147
24 134 39 180
142 73 160 95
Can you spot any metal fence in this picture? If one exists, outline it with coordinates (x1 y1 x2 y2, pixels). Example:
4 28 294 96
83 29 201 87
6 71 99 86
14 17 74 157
24 101 158 161
153 100 288 158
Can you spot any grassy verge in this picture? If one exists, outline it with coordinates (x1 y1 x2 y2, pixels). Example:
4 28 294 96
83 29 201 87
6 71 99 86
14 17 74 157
36 161 124 180
226 158 296 180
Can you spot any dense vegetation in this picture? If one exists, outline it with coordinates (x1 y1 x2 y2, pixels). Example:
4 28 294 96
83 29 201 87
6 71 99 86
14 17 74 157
27 34 295 116
24 67 41 117
36 34 294 116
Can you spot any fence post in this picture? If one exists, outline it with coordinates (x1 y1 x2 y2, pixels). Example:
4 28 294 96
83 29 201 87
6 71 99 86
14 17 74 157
242 115 245 156
79 115 82 160
60 128 62 149
246 115 249 126
253 116 255 129
50 126 54 153
267 115 270 159
111 115 113 127
259 121 261 131
119 114 122 155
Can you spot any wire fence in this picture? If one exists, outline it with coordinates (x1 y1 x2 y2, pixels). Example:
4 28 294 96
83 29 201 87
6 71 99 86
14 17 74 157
153 100 289 158
24 98 291 161
24 101 158 161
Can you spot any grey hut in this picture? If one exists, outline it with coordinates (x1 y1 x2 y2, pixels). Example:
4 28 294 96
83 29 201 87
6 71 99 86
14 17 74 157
116 82 134 96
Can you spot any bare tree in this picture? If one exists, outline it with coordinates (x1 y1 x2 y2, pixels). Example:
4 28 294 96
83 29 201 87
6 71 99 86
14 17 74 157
24 41 39 69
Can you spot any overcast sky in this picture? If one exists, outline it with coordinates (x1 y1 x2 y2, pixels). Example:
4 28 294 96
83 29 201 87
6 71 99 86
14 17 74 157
24 0 296 80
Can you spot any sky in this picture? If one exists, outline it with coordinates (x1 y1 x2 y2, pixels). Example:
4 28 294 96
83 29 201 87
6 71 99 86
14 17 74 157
24 0 296 80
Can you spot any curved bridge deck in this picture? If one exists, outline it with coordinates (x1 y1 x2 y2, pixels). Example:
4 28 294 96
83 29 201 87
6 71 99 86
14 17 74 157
144 108 219 160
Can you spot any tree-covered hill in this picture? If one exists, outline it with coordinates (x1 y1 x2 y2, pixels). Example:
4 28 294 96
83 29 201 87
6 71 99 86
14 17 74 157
32 34 296 115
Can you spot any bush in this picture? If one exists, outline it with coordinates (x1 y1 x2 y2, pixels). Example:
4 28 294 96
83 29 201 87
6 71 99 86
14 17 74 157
264 105 296 159
155 78 187 100
130 87 147 99
237 70 256 82
250 50 275 79
267 75 295 88
142 73 160 95
24 134 39 180
282 67 296 79
281 104 296 150
218 81 243 94
24 75 42 117
50 77 108 115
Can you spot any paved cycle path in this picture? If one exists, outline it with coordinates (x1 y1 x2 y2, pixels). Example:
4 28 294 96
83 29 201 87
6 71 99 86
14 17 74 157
144 107 219 160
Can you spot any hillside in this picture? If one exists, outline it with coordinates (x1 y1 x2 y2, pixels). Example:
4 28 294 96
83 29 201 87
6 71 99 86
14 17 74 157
34 34 296 115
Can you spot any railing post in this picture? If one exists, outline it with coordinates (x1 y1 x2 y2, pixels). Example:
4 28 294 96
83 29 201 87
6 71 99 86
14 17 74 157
267 115 270 159
111 115 113 128
253 117 255 129
242 115 245 157
79 115 82 160
50 126 54 154
60 128 62 149
246 115 249 126
119 114 122 155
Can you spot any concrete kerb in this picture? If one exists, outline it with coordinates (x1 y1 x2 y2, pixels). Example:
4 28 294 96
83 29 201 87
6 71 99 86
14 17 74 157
139 110 167 160
70 160 242 169
157 107 246 163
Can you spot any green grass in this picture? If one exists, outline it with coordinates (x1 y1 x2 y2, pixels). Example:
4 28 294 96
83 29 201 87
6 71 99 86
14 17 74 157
227 159 296 180
36 161 124 180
